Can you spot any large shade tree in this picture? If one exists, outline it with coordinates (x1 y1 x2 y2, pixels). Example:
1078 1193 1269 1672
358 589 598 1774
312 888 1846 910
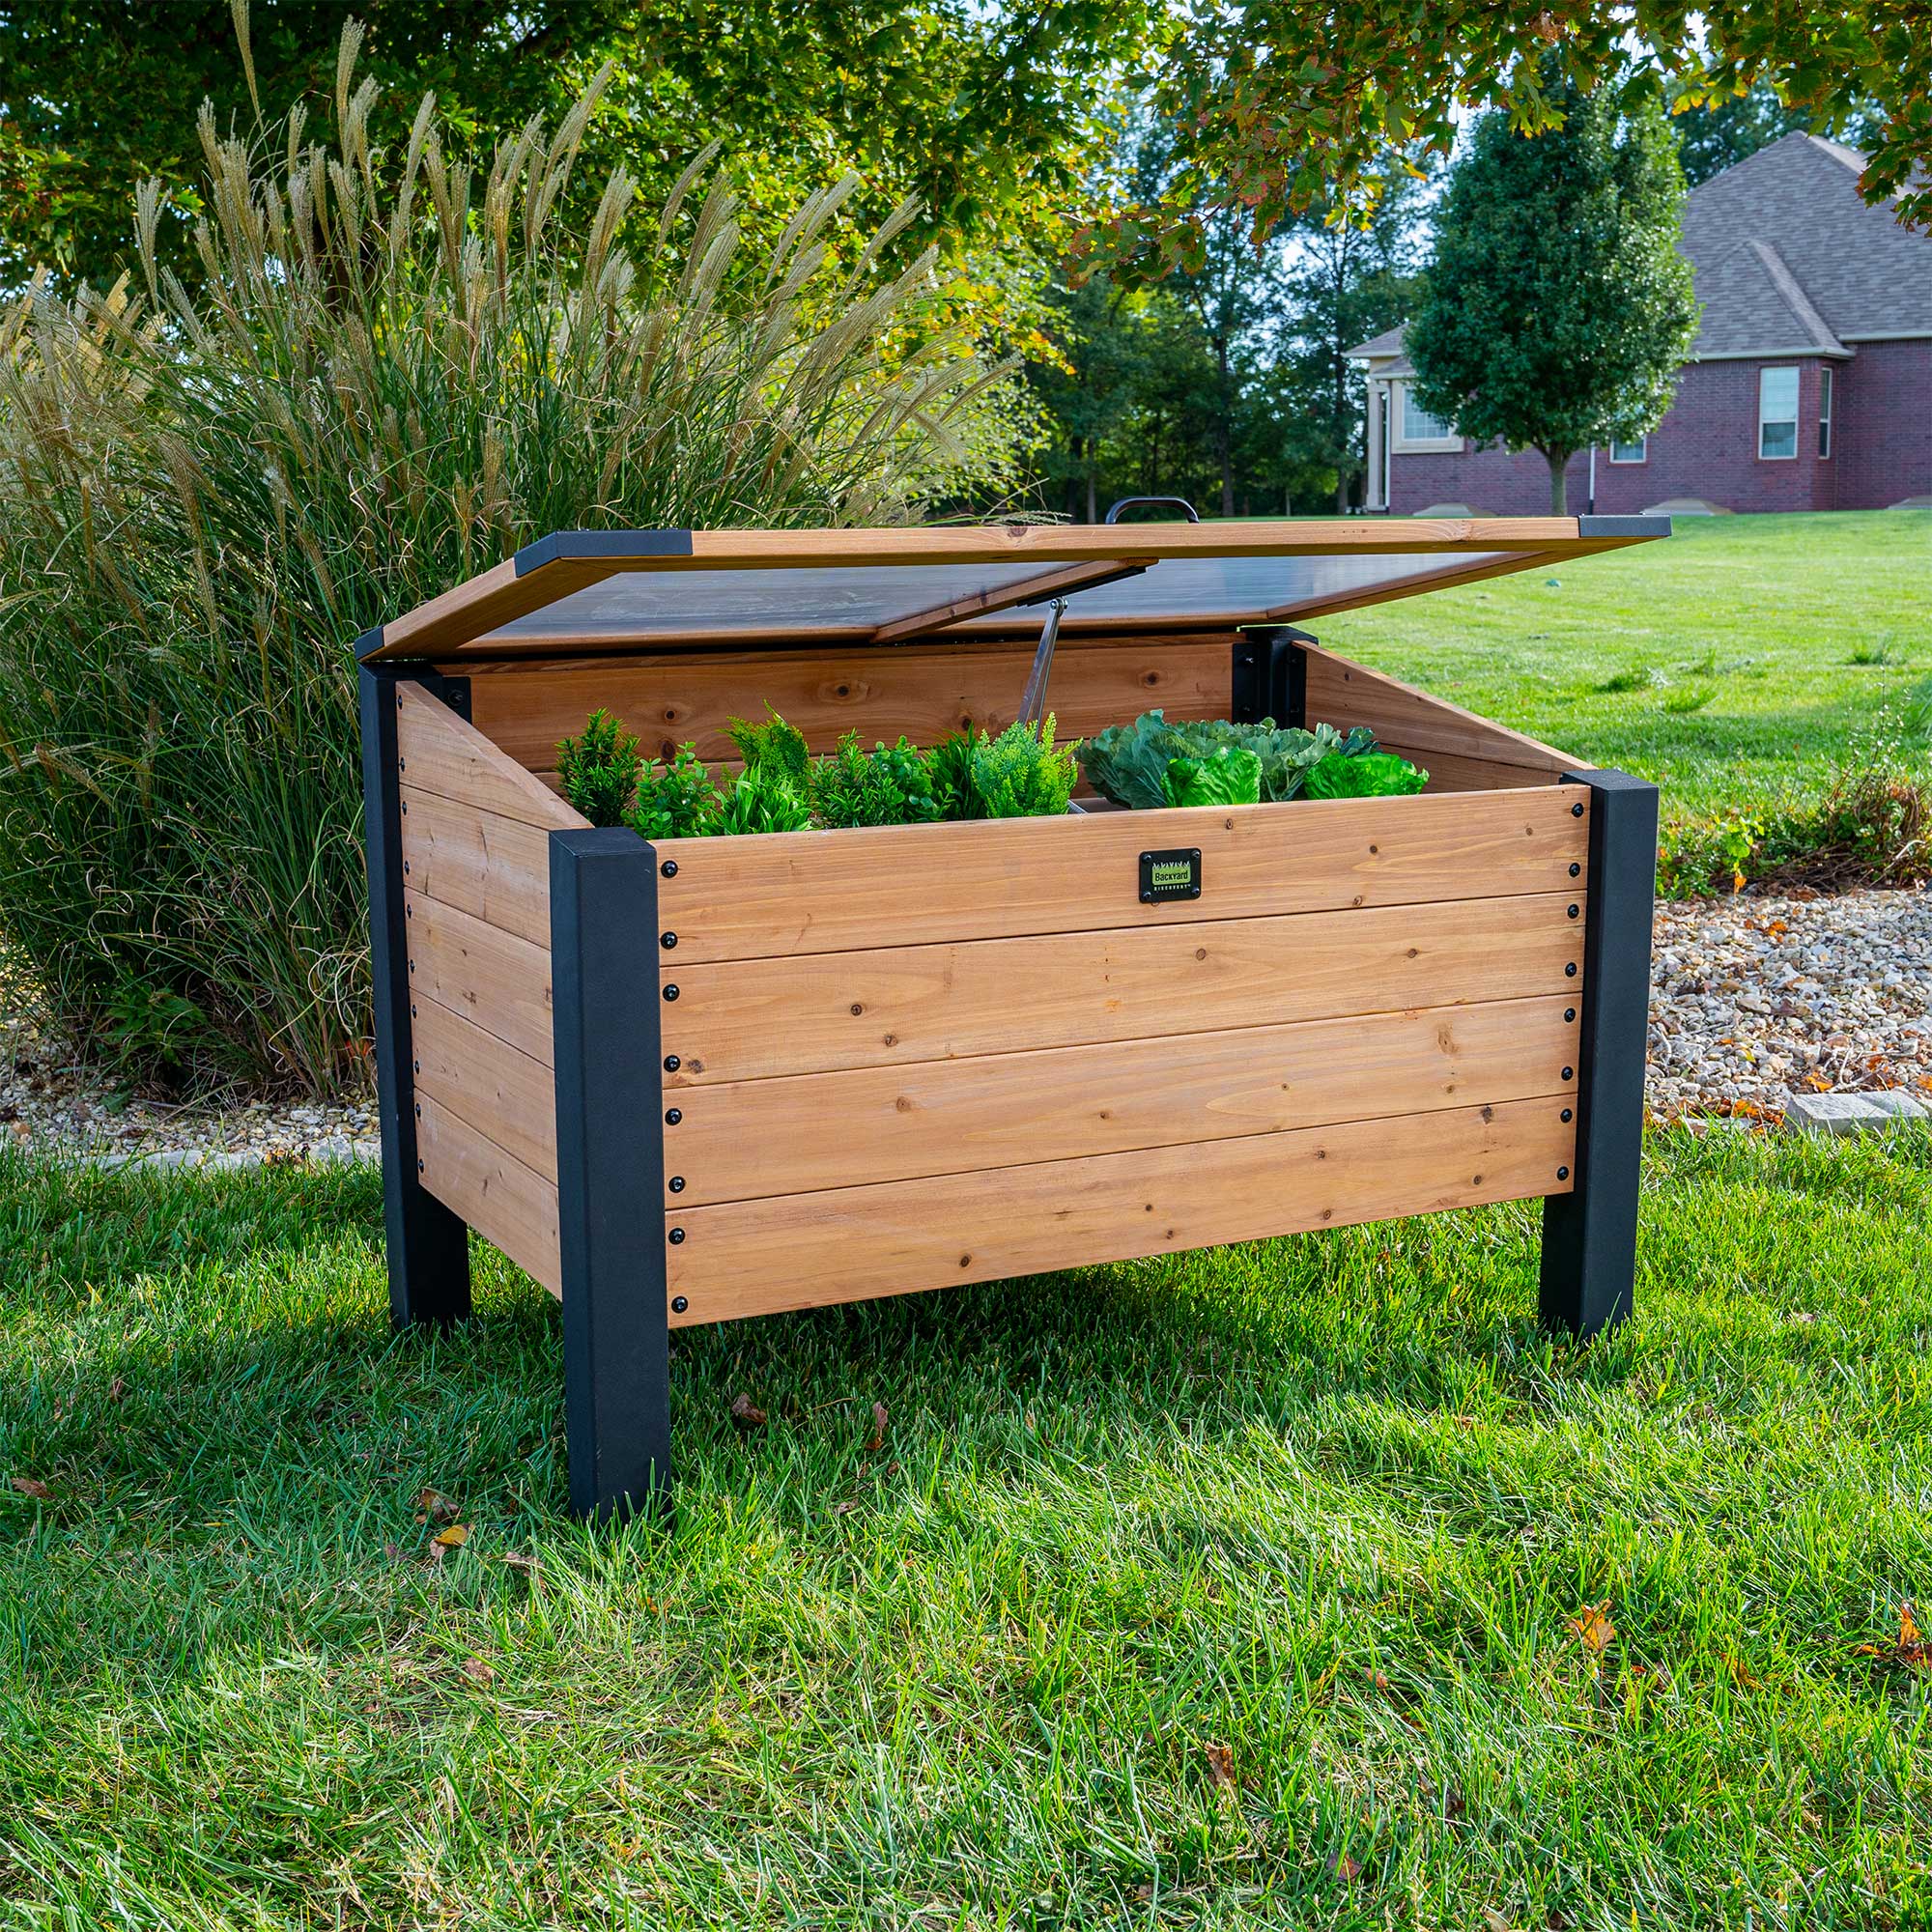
1082 1 1931 271
1403 72 1698 514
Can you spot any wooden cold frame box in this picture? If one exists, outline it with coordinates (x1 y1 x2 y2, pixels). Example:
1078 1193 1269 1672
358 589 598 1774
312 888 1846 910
358 516 1665 1518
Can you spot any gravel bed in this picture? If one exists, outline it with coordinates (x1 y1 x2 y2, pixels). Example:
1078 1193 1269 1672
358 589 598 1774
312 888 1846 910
1647 885 1930 1123
2 887 1925 1168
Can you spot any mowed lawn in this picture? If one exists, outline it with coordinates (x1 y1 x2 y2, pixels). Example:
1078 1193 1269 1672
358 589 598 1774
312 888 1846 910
3 1137 1930 1929
1318 508 1931 836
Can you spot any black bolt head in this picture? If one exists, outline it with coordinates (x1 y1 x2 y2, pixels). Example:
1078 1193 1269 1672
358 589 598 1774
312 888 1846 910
668 1228 685 1245
1566 962 1578 978
661 931 677 950
662 859 678 877
1564 1008 1576 1022
1562 1066 1575 1081
668 1176 685 1193
1569 863 1581 877
665 1107 681 1124
663 983 679 1002
664 1054 680 1071
1568 903 1580 919
1561 1107 1574 1122
1572 802 1584 817
1556 1165 1570 1180
671 1295 689 1314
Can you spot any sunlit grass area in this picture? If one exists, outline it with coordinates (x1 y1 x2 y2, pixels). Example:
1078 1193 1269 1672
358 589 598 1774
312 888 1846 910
4 1135 1929 1927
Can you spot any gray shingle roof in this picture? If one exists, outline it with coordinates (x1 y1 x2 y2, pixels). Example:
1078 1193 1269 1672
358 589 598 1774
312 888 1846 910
1680 132 1931 350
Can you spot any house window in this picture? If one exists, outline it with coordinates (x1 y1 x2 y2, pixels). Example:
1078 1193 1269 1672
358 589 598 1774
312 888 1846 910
1393 384 1461 451
1818 365 1834 458
1758 366 1800 460
1607 436 1647 464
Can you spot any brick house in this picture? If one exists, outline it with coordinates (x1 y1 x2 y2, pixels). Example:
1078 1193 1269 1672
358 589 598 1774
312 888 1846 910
1350 133 1932 515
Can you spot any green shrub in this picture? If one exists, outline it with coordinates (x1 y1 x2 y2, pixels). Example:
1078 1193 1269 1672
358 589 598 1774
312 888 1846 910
725 710 810 788
808 733 941 828
0 33 1022 1094
557 709 642 828
629 747 724 842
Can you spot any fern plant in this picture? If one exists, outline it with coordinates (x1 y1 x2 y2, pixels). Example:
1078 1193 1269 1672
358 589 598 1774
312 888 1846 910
971 718 1078 819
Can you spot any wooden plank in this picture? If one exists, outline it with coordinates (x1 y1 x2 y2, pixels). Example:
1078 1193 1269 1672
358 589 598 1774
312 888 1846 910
461 639 1232 774
405 890 554 1067
395 682 587 831
1393 748 1563 793
416 1092 561 1295
1302 645 1578 772
652 784 1589 964
662 891 1586 1084
399 787 553 947
665 994 1580 1205
665 1095 1577 1324
413 993 558 1182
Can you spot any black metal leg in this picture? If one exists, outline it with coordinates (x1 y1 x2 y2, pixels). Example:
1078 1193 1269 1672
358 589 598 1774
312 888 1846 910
359 662 470 1328
1540 768 1659 1337
550 827 672 1521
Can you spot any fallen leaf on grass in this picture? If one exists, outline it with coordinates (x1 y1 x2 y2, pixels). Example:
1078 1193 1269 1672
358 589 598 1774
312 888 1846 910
1326 1852 1360 1883
1567 1603 1615 1659
499 1551 541 1576
10 1478 49 1499
1202 1741 1236 1795
730 1393 766 1432
1855 1602 1932 1669
1365 1668 1391 1691
1482 1909 1515 1932
863 1402 889 1453
462 1658 496 1685
831 1499 858 1518
432 1523 469 1548
415 1488 461 1523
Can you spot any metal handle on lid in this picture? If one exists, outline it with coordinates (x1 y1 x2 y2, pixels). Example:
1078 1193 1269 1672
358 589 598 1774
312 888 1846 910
1103 496 1200 525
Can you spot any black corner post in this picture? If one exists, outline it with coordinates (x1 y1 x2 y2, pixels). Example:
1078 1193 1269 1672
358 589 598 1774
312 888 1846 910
550 827 672 1521
359 658 471 1328
1232 626 1312 727
1540 767 1659 1337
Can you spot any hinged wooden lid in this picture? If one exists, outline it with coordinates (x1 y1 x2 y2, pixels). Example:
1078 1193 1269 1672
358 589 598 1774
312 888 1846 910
356 516 1667 664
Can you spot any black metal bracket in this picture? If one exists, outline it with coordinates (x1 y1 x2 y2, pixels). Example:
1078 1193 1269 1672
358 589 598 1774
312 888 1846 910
1231 627 1314 727
551 826 672 1521
358 660 471 1329
1540 768 1659 1338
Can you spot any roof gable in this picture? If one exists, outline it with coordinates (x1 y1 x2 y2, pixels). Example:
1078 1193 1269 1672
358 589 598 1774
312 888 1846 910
1681 132 1931 345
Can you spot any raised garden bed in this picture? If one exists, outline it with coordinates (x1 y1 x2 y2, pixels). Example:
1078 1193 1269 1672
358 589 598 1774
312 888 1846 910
357 516 1665 1517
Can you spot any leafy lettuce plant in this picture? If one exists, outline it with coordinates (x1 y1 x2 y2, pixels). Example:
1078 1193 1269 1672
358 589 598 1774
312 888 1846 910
1078 710 1383 810
1164 747 1263 809
1301 750 1428 799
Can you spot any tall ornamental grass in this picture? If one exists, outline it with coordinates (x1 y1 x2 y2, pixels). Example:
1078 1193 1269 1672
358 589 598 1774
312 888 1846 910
0 27 1019 1095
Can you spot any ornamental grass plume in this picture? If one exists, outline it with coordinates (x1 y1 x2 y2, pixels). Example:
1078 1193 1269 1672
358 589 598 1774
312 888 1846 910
0 20 1019 1094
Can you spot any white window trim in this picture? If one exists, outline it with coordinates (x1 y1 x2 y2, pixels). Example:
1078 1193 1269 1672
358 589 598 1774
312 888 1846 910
1818 366 1834 460
1391 382 1463 453
1607 436 1648 465
1757 364 1800 462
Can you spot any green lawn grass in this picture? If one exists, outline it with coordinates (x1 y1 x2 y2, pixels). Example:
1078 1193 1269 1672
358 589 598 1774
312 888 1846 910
4 1140 1930 1928
1317 509 1932 860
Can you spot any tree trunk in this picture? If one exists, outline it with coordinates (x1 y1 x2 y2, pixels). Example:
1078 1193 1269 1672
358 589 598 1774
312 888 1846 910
1545 449 1571 515
1085 469 1096 526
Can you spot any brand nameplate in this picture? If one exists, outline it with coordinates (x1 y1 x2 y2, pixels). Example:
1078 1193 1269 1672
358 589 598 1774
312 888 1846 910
1139 846 1202 904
